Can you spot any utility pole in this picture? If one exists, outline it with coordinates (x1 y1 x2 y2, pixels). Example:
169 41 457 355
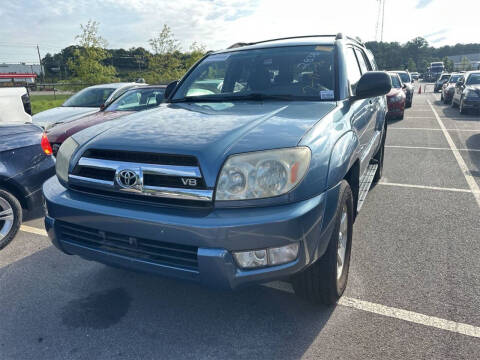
375 0 386 42
36 44 45 83
381 0 385 42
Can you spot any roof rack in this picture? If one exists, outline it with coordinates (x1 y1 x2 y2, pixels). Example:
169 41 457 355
336 33 364 46
227 34 338 49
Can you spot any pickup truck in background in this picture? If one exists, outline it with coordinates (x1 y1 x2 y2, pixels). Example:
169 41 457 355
0 87 32 123
44 33 391 305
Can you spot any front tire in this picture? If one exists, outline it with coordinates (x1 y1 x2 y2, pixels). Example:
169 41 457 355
373 126 387 183
292 180 353 305
0 189 22 250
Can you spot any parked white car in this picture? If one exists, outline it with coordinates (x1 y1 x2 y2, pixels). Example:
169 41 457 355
33 82 141 129
0 87 32 123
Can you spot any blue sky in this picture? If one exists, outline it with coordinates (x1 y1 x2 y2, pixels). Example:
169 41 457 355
0 0 478 63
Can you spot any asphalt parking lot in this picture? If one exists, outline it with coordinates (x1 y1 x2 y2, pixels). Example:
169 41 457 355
1 86 479 359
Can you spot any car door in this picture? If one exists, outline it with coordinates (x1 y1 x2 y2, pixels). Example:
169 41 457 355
345 47 376 176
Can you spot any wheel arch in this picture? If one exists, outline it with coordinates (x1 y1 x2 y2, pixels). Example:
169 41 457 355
0 177 28 210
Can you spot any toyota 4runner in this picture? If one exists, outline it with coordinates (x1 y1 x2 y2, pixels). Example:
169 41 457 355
43 34 391 304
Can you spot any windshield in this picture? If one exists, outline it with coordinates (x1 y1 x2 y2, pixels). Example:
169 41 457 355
440 74 450 81
449 75 461 83
390 74 402 88
172 45 336 102
397 72 411 83
63 87 116 107
466 73 480 85
106 88 165 111
431 66 443 72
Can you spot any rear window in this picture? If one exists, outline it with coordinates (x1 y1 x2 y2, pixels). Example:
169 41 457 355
390 74 401 88
397 72 411 83
63 87 116 107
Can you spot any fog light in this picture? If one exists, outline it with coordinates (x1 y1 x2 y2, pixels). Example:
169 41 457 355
268 243 299 265
233 249 267 269
233 243 299 269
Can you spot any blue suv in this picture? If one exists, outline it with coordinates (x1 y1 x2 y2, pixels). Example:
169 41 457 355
44 34 391 304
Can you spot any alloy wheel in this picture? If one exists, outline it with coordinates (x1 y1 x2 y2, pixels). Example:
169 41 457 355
337 204 348 280
0 197 14 241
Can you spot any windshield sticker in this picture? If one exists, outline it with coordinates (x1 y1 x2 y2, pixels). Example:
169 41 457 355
204 53 230 62
320 90 334 100
263 58 273 65
315 46 333 52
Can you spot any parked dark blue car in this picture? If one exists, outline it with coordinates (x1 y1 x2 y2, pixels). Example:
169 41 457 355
44 34 391 304
0 124 55 248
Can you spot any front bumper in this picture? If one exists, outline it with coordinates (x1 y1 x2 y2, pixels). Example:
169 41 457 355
44 176 338 289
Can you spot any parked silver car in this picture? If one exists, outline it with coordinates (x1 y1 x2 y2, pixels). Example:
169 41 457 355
33 82 141 129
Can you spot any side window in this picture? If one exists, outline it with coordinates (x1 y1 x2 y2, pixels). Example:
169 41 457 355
354 49 370 74
345 48 362 94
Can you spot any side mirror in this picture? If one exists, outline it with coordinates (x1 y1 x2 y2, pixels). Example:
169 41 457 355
402 83 407 89
354 72 392 100
99 103 106 111
165 80 179 99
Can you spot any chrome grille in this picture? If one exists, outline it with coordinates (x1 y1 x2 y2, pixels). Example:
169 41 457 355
69 149 212 202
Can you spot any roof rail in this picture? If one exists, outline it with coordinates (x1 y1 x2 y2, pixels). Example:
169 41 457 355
227 34 337 49
336 33 364 46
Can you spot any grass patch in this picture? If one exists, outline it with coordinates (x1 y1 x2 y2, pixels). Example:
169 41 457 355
31 94 70 115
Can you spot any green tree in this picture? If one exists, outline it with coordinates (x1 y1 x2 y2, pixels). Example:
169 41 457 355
443 57 454 72
149 25 180 55
460 56 472 71
185 42 206 69
406 58 417 72
67 20 116 84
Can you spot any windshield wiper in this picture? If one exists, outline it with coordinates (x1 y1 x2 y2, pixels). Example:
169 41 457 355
171 93 307 103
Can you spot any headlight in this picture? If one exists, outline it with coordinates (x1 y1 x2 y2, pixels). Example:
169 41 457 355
55 137 79 184
216 147 311 201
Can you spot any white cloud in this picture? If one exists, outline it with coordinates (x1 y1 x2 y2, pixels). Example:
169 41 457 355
1 0 479 63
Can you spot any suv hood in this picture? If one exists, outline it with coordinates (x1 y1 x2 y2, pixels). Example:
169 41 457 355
73 101 336 183
33 106 98 129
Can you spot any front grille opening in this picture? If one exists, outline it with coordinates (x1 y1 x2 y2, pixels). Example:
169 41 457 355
73 166 115 181
58 221 199 271
83 149 198 166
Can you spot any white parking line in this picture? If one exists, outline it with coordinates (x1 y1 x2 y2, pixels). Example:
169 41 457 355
20 225 47 237
389 127 479 132
403 116 436 119
338 297 480 339
263 282 480 339
428 100 480 208
378 182 477 194
386 145 480 152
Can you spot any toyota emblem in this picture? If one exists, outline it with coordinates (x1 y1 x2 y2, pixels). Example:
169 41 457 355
116 169 139 188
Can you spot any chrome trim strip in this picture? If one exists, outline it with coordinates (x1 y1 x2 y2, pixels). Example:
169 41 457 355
77 157 202 178
142 186 213 201
68 175 213 202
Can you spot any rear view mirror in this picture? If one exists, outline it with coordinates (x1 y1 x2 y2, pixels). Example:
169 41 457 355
165 80 179 100
355 71 392 100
